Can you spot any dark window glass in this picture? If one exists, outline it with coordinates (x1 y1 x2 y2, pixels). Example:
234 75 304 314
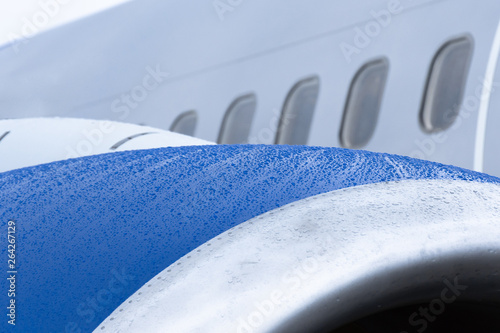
420 37 473 132
218 94 256 144
170 110 197 136
275 76 320 145
340 58 389 149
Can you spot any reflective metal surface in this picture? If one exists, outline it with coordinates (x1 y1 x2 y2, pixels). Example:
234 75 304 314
97 179 500 332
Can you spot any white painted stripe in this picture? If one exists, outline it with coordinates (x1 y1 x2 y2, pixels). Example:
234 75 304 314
474 17 500 172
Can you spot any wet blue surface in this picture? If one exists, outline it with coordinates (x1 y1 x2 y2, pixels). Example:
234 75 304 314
0 145 498 332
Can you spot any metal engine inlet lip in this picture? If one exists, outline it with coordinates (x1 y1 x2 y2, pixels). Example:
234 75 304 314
97 179 500 333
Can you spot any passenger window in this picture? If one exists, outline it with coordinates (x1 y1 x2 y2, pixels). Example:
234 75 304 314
170 110 197 136
420 36 473 132
275 76 320 145
340 58 389 149
218 94 256 144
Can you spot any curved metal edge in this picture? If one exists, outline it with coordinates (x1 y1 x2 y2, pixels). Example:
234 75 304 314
0 117 213 172
96 179 500 333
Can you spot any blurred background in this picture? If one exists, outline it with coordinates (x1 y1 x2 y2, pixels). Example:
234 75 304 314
1 0 500 176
